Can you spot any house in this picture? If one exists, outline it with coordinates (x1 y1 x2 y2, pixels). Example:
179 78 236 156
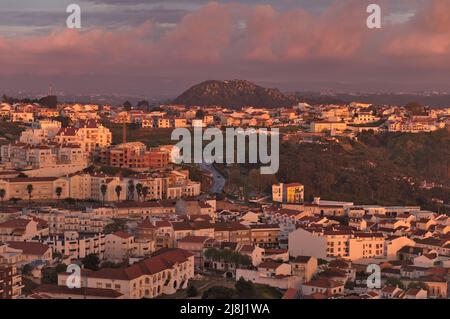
419 275 448 298
290 256 318 283
257 260 291 278
300 278 345 298
413 251 439 268
5 242 52 264
236 244 264 267
403 288 427 299
0 218 48 241
236 261 299 290
272 183 304 204
380 285 404 299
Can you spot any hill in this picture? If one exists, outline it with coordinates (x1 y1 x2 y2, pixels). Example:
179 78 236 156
223 130 450 213
173 80 297 108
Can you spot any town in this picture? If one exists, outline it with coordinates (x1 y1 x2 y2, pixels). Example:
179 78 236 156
0 95 449 300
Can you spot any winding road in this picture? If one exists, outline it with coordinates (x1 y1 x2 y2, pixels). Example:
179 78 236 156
198 162 226 194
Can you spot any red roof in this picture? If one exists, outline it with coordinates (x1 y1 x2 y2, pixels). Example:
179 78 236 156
7 241 50 256
80 248 193 280
112 231 133 239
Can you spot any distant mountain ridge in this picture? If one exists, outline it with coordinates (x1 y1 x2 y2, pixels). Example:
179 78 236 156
173 80 297 108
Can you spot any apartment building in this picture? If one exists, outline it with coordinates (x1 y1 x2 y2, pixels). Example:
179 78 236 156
101 142 170 170
213 222 252 244
104 231 154 262
249 224 280 248
288 227 386 261
55 119 112 155
0 218 49 241
272 183 304 204
38 231 106 260
310 121 347 133
19 120 62 145
0 177 70 201
0 264 22 299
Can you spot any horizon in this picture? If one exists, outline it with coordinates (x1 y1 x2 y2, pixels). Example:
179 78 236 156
2 0 450 96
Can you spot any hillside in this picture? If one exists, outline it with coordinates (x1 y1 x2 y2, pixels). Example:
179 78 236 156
224 130 450 212
173 80 297 108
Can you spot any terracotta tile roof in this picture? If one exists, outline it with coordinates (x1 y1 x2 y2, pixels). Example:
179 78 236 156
7 241 50 256
34 284 123 298
112 231 133 239
0 218 32 229
291 256 312 264
178 236 213 244
303 278 343 289
81 248 193 280
136 219 155 229
405 288 422 296
258 260 282 269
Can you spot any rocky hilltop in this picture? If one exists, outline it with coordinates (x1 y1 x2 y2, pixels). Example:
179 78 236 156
173 80 297 108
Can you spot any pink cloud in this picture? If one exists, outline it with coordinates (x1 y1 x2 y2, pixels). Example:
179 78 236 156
384 0 450 58
2 0 450 86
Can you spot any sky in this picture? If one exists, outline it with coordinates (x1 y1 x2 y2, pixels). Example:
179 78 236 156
1 0 450 97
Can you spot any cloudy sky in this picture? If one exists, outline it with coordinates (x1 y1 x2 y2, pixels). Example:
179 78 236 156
1 0 450 97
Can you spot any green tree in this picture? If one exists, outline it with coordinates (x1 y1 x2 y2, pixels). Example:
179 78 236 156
42 263 67 284
83 254 100 271
137 100 150 110
136 183 143 202
22 264 33 276
235 278 256 299
204 248 221 262
186 285 198 298
26 184 33 206
115 185 123 203
385 278 405 290
142 186 149 201
123 101 133 111
104 219 126 234
202 286 235 299
0 189 5 206
127 180 135 201
101 184 108 204
55 187 63 201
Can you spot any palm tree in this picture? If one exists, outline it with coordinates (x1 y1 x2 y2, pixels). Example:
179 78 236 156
127 181 135 201
55 187 63 201
100 184 108 205
0 189 5 206
26 184 33 206
142 186 149 202
135 183 143 202
115 185 123 203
